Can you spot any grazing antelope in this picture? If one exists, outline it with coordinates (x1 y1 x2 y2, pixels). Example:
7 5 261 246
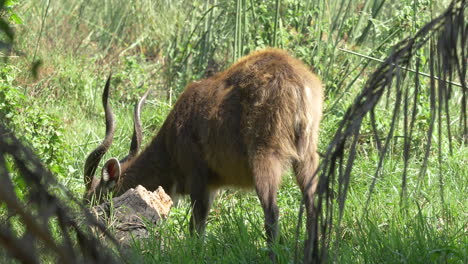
84 49 323 260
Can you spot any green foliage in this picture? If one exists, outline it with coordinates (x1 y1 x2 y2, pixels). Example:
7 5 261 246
0 66 24 121
113 55 154 102
1 0 23 24
0 64 67 176
0 0 465 262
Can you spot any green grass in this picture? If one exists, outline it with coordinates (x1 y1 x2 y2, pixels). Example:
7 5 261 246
1 0 466 263
109 140 465 263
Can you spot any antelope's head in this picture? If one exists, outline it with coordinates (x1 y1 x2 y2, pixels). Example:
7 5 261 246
83 75 148 204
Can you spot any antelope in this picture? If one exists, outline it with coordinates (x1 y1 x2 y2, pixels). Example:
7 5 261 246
84 49 323 260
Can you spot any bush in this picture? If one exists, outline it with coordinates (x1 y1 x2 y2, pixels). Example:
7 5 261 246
0 64 68 176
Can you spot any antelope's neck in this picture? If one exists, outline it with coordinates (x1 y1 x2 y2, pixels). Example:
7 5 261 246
114 132 171 196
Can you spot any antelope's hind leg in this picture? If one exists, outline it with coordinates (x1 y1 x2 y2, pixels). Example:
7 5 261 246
293 150 319 262
252 154 283 261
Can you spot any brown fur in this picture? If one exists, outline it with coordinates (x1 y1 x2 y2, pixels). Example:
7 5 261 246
85 48 323 261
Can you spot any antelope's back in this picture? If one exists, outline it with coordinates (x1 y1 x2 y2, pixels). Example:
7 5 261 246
221 49 323 159
163 49 323 189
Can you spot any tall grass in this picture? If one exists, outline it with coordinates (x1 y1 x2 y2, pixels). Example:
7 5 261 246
1 0 465 262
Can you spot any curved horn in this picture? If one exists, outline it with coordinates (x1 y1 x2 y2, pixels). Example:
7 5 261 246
84 74 116 190
120 89 149 164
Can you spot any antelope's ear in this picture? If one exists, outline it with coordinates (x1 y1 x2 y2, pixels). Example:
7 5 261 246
102 158 121 183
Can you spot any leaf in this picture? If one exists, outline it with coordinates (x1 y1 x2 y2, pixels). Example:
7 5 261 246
9 13 23 25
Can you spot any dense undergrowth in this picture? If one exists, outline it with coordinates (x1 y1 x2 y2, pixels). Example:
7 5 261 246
1 0 466 263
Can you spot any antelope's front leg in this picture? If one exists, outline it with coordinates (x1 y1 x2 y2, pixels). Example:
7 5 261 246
189 166 216 235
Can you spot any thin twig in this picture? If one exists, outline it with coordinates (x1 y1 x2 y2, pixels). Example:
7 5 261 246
339 48 464 88
32 0 51 63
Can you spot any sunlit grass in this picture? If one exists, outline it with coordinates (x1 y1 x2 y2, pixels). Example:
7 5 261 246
1 0 465 263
